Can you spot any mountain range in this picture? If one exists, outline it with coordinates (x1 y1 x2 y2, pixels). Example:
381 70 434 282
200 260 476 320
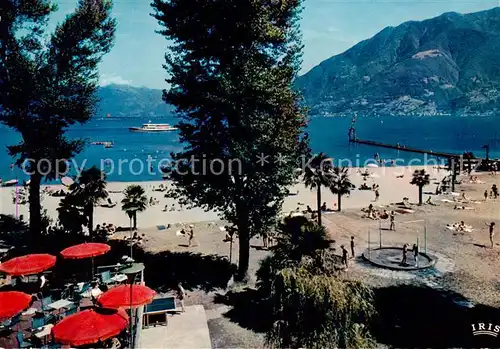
97 7 500 117
295 7 500 116
97 84 174 118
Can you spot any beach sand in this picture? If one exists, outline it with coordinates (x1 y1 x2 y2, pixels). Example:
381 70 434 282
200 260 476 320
0 166 449 229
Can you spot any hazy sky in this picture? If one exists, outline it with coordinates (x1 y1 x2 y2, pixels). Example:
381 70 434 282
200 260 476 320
50 0 499 89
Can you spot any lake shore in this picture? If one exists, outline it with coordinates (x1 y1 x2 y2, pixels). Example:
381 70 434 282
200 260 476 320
1 165 450 229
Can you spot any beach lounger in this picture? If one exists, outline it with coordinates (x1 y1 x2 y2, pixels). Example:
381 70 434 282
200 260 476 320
143 297 177 328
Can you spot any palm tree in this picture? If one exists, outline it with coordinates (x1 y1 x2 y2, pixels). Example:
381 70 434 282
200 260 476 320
329 167 355 212
121 185 148 229
70 167 108 240
410 169 430 205
303 153 334 225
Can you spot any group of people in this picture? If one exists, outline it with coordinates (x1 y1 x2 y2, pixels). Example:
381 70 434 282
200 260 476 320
401 243 419 267
340 236 356 270
179 225 196 247
485 184 498 199
95 223 116 236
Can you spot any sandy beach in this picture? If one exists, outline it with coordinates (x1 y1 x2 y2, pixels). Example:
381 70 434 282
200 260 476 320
0 166 449 229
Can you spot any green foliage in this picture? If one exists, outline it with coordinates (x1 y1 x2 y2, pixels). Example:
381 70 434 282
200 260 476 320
410 169 431 204
57 193 88 235
267 266 375 349
121 184 148 229
152 0 309 281
329 166 355 212
0 0 116 239
57 166 108 239
303 152 334 224
257 216 375 348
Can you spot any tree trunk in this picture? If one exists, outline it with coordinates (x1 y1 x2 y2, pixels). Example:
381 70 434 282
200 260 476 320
338 193 342 212
88 204 94 241
317 185 322 226
418 186 423 205
29 173 42 243
236 224 250 282
133 212 137 229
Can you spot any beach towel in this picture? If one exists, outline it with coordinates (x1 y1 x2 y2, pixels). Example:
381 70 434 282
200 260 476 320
441 199 454 203
450 192 460 196
395 209 414 214
447 225 473 233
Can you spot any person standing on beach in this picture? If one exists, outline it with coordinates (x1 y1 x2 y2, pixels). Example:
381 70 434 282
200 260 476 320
350 236 355 258
341 245 349 270
486 222 496 248
401 244 408 266
262 232 268 249
187 226 195 247
389 211 395 231
375 189 380 201
484 190 488 201
177 283 186 312
413 244 419 267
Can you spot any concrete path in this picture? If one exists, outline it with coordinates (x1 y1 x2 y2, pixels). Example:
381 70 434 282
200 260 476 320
140 305 212 348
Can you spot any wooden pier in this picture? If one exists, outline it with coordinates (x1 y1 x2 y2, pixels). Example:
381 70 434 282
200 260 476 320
349 138 461 159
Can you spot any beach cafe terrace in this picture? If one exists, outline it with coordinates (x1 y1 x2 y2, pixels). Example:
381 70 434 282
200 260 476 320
0 244 154 349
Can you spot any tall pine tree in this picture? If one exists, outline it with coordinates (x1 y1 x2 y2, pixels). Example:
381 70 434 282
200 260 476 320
0 0 116 241
152 0 308 281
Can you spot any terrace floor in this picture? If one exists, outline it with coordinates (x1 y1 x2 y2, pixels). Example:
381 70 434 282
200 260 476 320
139 305 211 349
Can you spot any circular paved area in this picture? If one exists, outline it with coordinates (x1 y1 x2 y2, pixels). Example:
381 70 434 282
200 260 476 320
362 247 437 271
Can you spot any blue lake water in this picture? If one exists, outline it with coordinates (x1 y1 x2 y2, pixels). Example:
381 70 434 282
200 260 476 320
0 115 499 182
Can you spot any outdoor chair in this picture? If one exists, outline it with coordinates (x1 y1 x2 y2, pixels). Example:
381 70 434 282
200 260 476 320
31 316 45 330
80 282 90 295
100 270 113 284
16 332 33 348
42 344 61 349
41 296 53 311
63 304 78 317
1 314 21 331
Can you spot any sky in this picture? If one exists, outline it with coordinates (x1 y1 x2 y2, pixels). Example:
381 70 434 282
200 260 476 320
50 0 499 89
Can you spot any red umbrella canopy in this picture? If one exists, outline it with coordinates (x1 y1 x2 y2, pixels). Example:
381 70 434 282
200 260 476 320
52 308 129 346
98 284 156 308
0 291 32 321
61 243 111 259
0 254 56 276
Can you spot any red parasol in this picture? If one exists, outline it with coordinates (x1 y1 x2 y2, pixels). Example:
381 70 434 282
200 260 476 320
52 308 129 346
97 284 155 309
0 291 32 321
0 254 56 276
61 243 111 259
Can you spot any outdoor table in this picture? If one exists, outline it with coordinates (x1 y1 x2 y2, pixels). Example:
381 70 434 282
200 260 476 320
21 307 37 316
48 299 73 310
48 299 74 319
110 274 128 283
34 323 54 345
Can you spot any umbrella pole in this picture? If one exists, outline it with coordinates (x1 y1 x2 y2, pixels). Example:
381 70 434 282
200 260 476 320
130 216 133 260
91 257 95 279
130 278 134 348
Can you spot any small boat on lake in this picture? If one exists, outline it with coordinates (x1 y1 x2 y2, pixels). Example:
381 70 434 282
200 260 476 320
91 141 114 148
2 179 18 187
129 122 178 132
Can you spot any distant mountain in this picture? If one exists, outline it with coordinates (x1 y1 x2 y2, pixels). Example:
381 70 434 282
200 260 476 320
296 7 500 116
96 84 174 118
